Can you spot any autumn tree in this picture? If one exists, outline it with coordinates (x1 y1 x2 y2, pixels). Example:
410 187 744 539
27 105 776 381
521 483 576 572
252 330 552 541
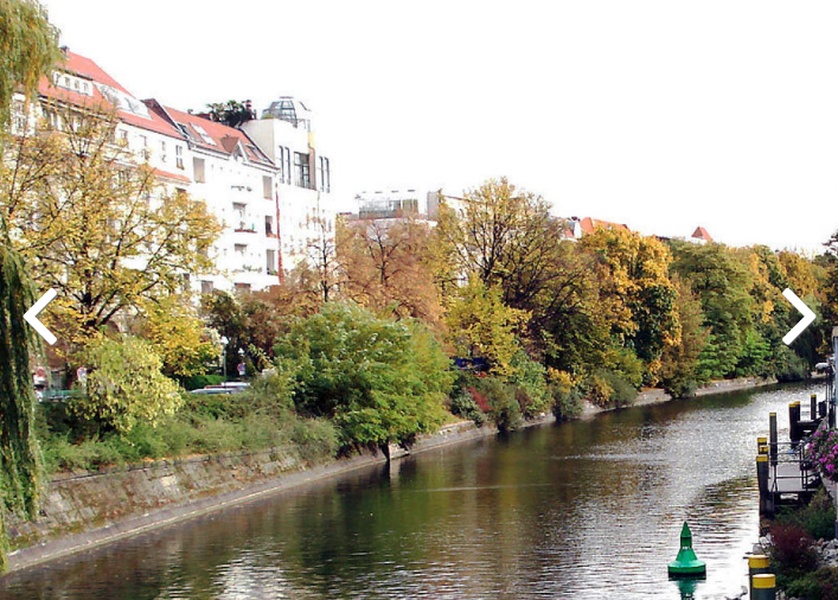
445 276 529 377
133 295 218 379
339 217 444 326
434 177 567 309
1 104 220 355
579 228 680 383
658 275 708 397
71 336 182 434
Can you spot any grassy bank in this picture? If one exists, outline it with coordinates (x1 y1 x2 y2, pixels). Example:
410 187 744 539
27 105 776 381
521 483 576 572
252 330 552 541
36 381 341 474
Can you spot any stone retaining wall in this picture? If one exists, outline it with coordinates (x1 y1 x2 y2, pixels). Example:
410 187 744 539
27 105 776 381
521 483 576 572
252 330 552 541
4 420 489 572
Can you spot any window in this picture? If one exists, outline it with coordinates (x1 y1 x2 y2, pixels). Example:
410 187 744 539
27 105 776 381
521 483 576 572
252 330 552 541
234 243 247 255
277 146 292 184
263 175 272 199
266 249 277 275
160 140 167 163
294 152 310 188
318 156 331 193
175 145 184 169
193 158 206 183
200 280 214 294
190 123 216 145
234 283 252 293
139 135 149 160
118 129 128 145
265 215 275 236
233 202 247 229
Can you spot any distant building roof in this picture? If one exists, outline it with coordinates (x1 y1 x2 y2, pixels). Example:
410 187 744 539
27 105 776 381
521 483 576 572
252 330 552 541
691 226 714 242
579 217 631 235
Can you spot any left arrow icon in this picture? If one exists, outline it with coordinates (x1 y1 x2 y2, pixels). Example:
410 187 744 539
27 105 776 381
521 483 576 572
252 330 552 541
24 289 58 345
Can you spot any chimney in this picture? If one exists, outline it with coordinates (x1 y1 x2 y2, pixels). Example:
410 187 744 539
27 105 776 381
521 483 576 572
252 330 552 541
245 99 254 119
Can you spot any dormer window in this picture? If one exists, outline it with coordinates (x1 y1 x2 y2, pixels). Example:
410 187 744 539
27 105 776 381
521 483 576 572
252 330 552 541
190 123 216 146
52 71 94 97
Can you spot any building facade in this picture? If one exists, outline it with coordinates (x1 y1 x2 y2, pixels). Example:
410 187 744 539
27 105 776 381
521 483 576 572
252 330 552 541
12 49 336 293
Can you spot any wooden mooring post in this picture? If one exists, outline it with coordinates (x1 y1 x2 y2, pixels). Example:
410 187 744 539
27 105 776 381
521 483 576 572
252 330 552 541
756 454 772 515
768 412 778 467
789 401 801 445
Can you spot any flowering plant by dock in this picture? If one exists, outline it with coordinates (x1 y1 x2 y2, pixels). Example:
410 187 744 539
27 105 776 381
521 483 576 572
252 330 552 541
807 426 838 482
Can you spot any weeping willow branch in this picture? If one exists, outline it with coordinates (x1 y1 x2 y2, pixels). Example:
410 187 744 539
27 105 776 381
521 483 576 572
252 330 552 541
0 241 41 572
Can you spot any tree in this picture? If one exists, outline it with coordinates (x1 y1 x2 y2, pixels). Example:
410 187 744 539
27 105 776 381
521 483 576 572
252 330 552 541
669 240 755 379
0 0 60 128
339 217 444 326
2 105 220 355
658 276 709 397
579 228 680 383
445 276 529 377
0 0 60 572
134 295 218 379
434 177 566 308
203 100 255 128
71 336 182 434
275 303 452 451
304 214 340 303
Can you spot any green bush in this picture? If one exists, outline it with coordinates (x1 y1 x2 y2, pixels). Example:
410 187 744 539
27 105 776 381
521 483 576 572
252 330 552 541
449 387 487 427
550 382 581 421
773 345 810 383
785 567 838 600
70 337 182 434
508 350 550 417
180 374 225 391
589 369 637 408
472 376 521 432
776 488 836 541
275 303 452 449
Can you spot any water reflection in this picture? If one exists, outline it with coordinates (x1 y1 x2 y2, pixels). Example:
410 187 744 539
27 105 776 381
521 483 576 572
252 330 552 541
0 382 823 599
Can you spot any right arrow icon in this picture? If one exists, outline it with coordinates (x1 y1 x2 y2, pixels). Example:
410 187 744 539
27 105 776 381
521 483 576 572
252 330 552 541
782 288 816 346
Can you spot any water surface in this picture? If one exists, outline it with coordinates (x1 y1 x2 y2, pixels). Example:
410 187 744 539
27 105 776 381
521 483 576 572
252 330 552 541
1 382 824 599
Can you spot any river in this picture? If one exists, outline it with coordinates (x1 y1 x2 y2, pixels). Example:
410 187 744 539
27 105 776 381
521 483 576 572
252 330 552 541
0 382 826 599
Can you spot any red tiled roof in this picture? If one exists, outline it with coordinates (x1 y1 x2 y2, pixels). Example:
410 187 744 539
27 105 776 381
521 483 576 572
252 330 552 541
579 217 631 235
38 50 183 139
691 226 713 242
151 104 273 167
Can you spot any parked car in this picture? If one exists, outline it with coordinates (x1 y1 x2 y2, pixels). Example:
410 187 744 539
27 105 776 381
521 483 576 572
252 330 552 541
189 382 250 395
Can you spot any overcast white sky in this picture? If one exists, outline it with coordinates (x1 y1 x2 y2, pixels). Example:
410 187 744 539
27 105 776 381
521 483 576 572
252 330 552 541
40 0 838 252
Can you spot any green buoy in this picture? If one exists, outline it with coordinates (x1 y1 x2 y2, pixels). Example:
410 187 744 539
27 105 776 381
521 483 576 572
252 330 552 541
668 522 706 578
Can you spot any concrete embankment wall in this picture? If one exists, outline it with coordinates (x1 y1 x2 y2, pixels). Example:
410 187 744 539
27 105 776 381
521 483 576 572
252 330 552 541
4 420 495 573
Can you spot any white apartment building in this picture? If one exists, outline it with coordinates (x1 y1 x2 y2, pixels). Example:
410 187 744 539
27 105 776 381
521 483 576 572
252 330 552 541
12 49 336 293
242 97 334 272
146 101 280 293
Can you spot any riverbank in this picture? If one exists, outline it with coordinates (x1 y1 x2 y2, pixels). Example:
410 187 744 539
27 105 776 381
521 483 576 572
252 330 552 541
579 375 777 418
2 375 777 574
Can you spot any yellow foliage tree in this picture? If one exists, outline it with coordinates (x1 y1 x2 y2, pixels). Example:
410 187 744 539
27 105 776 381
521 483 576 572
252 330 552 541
445 276 529 376
135 295 218 379
1 104 220 357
